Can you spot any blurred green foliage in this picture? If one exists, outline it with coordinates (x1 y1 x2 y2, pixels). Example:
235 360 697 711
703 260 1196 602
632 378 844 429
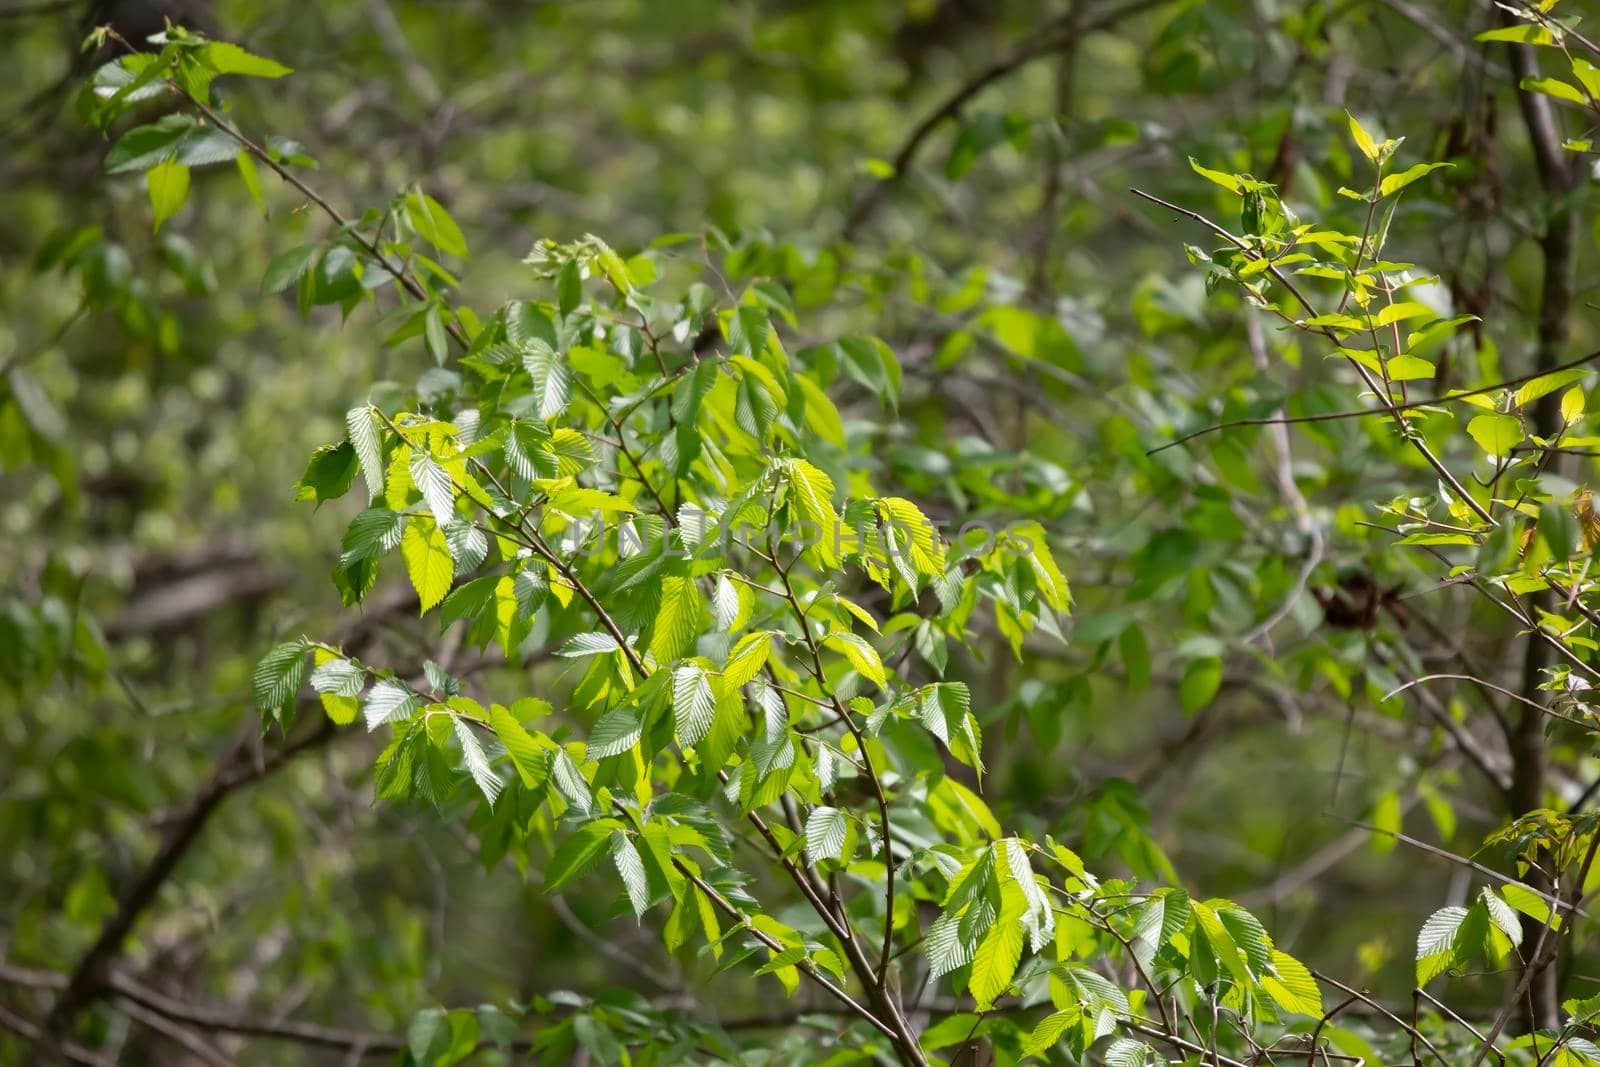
6 1 1600 1064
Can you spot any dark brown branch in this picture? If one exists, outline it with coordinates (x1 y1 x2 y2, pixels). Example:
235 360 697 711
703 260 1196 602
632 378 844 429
36 591 416 1048
0 1003 121 1067
841 0 1169 238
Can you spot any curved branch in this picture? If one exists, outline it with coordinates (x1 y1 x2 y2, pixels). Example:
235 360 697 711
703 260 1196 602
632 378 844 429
841 0 1171 238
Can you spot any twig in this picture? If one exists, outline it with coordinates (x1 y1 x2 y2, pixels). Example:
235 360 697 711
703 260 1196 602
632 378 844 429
841 0 1168 237
1144 349 1600 455
1131 187 1495 524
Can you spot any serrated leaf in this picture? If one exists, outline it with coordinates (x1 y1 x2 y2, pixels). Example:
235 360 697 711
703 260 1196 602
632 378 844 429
1021 1009 1079 1058
823 631 886 690
545 820 620 891
409 451 457 527
559 631 623 658
443 519 488 571
489 702 550 788
1481 885 1524 947
877 496 946 577
969 903 1025 1008
805 806 848 863
1103 1038 1154 1067
925 912 975 979
650 575 704 664
589 707 643 758
1263 949 1322 1016
253 640 308 715
346 407 385 498
673 665 717 747
1416 905 1468 984
723 631 772 688
523 340 572 421
711 574 743 631
364 680 423 730
550 748 593 813
453 717 502 805
612 833 650 917
401 519 454 614
785 458 840 567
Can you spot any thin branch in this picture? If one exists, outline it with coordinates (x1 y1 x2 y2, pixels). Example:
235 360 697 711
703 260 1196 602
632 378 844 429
1144 349 1600 455
1346 821 1585 917
1384 673 1590 730
35 593 417 1046
1131 187 1495 524
841 0 1169 237
0 1003 122 1067
668 859 898 1041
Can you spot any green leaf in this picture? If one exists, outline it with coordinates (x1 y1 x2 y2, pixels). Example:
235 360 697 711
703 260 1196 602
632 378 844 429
785 458 840 567
407 191 469 258
559 632 623 658
805 806 848 863
1481 885 1523 948
1540 501 1582 562
672 664 716 747
1188 156 1243 195
203 41 293 78
1379 161 1451 197
235 151 265 213
1371 790 1401 853
253 640 308 719
612 833 650 916
877 496 946 576
346 407 385 498
106 115 193 174
969 902 1025 1008
401 518 454 614
364 680 423 730
1563 387 1586 423
1179 657 1222 713
651 575 705 664
1416 905 1468 984
1475 23 1553 45
488 701 550 788
1467 413 1523 457
1385 354 1435 382
1262 949 1322 1016
1521 76 1585 105
146 160 190 231
723 631 772 688
589 707 643 758
1347 111 1379 162
823 631 887 690
264 244 318 295
410 451 457 527
545 819 622 891
925 912 975 979
1022 1010 1079 1058
341 508 405 562
1517 368 1591 409
550 748 593 814
453 717 502 805
1371 301 1434 328
522 340 572 421
1103 1038 1155 1067
297 441 358 504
